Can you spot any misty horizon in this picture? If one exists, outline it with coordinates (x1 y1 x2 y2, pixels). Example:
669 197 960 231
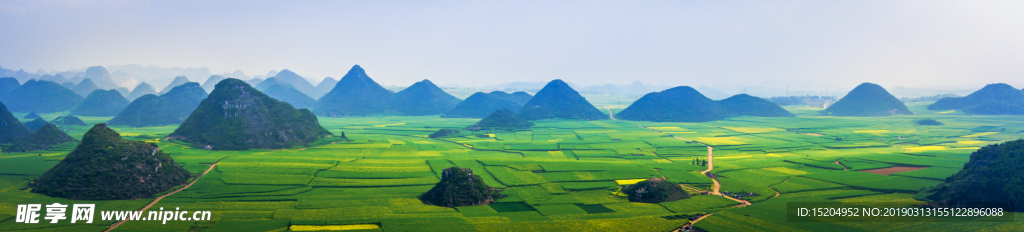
3 1 1023 97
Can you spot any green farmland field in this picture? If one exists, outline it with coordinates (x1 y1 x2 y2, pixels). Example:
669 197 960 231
3 102 1024 231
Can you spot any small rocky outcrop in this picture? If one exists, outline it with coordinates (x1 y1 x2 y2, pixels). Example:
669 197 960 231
420 167 503 207
622 178 689 203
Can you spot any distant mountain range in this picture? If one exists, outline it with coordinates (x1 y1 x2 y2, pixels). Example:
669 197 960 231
108 82 208 127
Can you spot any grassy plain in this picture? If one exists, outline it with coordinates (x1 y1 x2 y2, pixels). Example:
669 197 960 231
2 101 1023 231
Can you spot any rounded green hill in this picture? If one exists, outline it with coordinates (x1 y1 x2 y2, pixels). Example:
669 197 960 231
517 79 606 120
821 82 912 117
71 89 130 117
618 86 728 122
921 139 1024 210
622 178 689 203
420 167 503 207
31 124 191 200
928 83 1024 115
167 78 332 150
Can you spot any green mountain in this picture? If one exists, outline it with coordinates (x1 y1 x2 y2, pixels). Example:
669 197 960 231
263 83 316 109
71 89 130 116
31 124 190 200
315 77 338 94
393 79 462 116
201 75 227 93
517 80 605 120
72 78 100 97
622 178 689 203
255 77 283 91
821 83 912 116
83 66 118 89
0 80 83 113
921 139 1024 210
314 65 396 116
116 87 129 97
24 118 48 132
108 83 208 127
718 94 794 117
0 101 31 144
442 92 526 118
272 69 320 98
127 82 157 101
928 83 1024 115
466 109 533 131
494 91 532 105
617 86 728 122
159 76 191 94
52 115 88 127
167 78 332 150
24 112 40 119
2 123 78 153
419 167 503 207
0 77 19 93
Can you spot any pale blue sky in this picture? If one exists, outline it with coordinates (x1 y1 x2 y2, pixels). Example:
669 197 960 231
2 0 1023 91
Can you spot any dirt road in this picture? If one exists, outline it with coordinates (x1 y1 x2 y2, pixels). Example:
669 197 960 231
104 158 227 232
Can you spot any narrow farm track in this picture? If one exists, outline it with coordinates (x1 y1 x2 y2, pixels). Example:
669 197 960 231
768 177 791 199
104 158 227 232
834 160 848 171
607 108 616 120
699 146 719 195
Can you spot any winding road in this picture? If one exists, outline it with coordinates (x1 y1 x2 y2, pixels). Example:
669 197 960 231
104 158 227 232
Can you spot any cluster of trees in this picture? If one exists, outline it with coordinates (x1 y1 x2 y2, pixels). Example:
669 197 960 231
922 139 1024 210
691 158 707 166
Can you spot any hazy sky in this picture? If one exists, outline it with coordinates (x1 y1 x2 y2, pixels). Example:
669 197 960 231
2 0 1023 90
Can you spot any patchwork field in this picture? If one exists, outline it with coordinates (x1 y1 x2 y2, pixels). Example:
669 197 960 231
2 102 1024 231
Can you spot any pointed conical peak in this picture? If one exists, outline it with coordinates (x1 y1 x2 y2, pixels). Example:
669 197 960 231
410 79 439 89
135 82 153 89
80 123 122 146
342 65 368 79
546 79 569 88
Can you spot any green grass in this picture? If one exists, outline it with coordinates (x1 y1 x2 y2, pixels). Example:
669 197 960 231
2 111 1019 231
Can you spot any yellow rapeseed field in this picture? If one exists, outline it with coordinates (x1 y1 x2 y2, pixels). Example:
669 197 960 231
722 127 784 133
615 179 647 185
962 132 997 138
290 224 381 231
